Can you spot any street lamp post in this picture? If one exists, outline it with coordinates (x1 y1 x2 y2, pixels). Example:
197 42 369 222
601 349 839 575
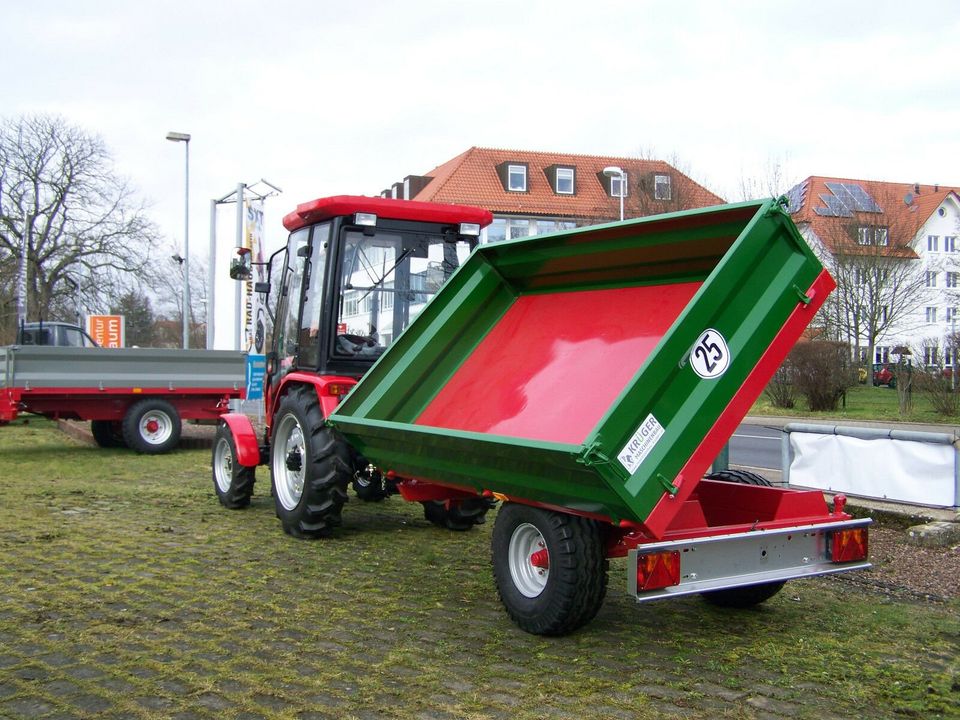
602 166 625 222
166 131 191 349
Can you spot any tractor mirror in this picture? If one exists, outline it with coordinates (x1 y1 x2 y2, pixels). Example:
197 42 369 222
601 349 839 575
230 247 253 280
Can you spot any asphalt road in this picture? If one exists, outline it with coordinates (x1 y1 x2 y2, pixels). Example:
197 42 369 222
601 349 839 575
728 423 782 472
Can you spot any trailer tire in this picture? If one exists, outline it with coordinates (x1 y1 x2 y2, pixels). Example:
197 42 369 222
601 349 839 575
91 420 126 448
704 469 772 486
491 503 608 636
270 385 351 538
122 399 182 454
213 422 256 508
422 497 495 531
701 469 786 608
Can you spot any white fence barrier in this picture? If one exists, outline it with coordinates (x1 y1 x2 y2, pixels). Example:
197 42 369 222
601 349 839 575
783 423 959 509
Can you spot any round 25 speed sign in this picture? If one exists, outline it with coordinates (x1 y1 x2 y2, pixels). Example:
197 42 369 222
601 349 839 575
690 329 730 379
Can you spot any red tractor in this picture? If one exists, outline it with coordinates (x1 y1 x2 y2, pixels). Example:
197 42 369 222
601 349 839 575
212 195 494 536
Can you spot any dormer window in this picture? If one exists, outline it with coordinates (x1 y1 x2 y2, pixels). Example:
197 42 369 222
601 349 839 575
609 172 628 198
544 165 576 195
654 174 671 200
508 164 527 192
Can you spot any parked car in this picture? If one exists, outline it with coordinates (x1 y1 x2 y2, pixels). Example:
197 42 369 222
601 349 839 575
15 322 98 348
872 362 897 388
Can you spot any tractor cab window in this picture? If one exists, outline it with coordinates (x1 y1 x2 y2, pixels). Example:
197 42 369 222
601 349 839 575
336 229 472 358
274 225 331 375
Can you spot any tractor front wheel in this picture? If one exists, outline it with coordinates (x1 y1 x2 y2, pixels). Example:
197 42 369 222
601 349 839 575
491 503 608 636
212 422 256 509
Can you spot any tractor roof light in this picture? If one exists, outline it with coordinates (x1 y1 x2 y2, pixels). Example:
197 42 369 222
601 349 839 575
459 222 481 237
355 212 377 227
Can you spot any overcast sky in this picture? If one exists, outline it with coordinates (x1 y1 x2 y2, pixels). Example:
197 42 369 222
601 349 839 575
4 0 959 259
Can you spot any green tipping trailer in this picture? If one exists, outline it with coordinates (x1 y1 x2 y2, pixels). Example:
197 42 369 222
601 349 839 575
214 195 870 636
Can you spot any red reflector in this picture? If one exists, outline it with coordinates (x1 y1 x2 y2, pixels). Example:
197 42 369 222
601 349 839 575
636 551 681 592
831 527 868 563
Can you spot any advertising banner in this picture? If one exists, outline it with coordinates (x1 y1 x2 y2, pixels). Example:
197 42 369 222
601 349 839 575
87 314 125 348
244 199 270 354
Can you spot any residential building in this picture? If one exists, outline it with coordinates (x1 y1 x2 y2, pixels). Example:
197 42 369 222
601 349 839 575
787 176 960 369
380 147 724 243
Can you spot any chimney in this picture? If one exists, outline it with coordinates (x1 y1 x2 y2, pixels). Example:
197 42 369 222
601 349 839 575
914 183 920 194
935 184 940 192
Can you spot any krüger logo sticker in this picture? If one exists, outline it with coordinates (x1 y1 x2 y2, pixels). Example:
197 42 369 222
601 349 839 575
617 414 665 475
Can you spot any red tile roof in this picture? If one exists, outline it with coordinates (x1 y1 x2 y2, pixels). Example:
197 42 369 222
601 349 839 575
789 176 959 258
402 147 725 220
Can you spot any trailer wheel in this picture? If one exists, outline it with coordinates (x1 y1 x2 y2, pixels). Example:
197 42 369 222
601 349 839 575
90 420 126 448
122 399 181 454
270 385 351 538
212 422 256 508
700 469 786 608
422 497 495 531
491 503 608 636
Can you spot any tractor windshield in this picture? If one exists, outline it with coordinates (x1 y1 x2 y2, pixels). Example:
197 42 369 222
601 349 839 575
335 229 472 358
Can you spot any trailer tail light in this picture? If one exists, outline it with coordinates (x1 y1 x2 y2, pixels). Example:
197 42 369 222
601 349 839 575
636 550 681 593
830 527 868 563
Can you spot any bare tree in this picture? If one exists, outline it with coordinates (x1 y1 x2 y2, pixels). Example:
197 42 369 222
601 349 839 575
0 114 161 342
737 154 797 201
815 186 929 385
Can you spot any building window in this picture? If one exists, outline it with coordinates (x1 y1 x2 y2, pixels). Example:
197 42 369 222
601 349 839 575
948 272 959 288
928 235 940 252
946 236 957 252
925 346 939 366
508 165 527 192
926 307 938 323
948 307 957 323
880 305 889 324
858 226 889 245
485 218 507 243
508 219 530 239
555 168 574 194
927 271 938 287
609 172 628 198
875 347 889 363
654 174 672 200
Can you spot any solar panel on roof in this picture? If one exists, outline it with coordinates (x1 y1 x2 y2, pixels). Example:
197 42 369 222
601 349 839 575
784 182 806 214
814 193 853 217
844 183 882 212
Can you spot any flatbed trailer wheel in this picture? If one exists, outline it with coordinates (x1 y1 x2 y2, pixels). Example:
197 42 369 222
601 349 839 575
270 385 351 538
422 497 495 531
700 469 786 608
213 422 256 508
91 420 126 448
491 503 608 636
122 399 182 454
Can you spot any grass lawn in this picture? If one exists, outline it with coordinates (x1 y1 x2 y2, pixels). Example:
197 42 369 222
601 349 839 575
751 383 959 426
0 418 957 719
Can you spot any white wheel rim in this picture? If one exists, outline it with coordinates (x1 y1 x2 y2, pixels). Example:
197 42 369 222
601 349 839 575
214 437 233 493
508 522 549 598
273 414 305 511
139 410 173 445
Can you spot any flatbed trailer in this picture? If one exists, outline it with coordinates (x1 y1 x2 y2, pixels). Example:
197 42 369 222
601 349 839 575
1 345 246 453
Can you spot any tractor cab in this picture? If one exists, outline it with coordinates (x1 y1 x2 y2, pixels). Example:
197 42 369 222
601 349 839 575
239 196 492 399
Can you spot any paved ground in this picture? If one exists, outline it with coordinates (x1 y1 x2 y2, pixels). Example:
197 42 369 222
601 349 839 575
1 421 957 719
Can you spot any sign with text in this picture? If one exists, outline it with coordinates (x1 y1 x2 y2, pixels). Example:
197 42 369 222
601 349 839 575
87 315 125 348
245 354 266 401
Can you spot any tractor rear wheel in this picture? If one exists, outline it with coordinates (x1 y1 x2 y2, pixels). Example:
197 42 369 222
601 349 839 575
700 469 786 608
491 503 608 636
212 422 256 509
270 385 351 538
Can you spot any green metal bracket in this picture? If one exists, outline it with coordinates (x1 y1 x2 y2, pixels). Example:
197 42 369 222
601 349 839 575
793 284 812 305
577 440 613 468
655 473 679 495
